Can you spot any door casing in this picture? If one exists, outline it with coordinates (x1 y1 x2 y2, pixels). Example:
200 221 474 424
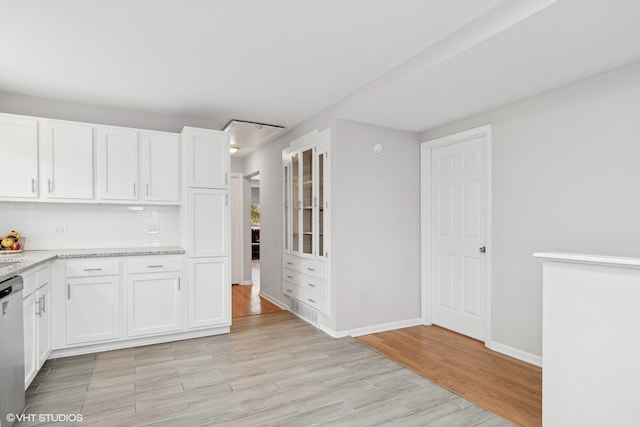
420 125 492 343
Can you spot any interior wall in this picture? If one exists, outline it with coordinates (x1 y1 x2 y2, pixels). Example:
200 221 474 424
420 61 640 357
333 120 421 332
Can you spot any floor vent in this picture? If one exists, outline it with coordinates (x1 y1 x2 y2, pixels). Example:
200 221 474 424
289 298 319 326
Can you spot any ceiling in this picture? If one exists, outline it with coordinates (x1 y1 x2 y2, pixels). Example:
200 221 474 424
2 0 640 156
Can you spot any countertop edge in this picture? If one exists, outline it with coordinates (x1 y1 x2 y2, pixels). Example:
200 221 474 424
533 252 640 268
0 247 186 282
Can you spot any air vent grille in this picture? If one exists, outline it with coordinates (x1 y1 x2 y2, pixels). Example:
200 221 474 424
289 298 319 326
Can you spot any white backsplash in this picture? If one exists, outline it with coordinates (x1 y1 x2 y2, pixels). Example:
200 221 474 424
0 202 180 250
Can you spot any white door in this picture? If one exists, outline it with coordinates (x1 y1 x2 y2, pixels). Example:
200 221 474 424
429 132 487 341
97 125 139 201
141 131 181 202
188 257 230 329
42 120 94 200
0 115 39 198
127 273 182 337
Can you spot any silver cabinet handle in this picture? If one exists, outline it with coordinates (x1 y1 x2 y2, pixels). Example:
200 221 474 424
84 268 102 272
307 283 316 288
31 178 37 193
286 262 293 266
178 277 181 291
225 173 229 186
35 297 41 316
67 284 71 300
308 298 316 304
133 183 137 196
147 265 164 268
47 179 53 193
307 267 316 272
41 294 46 314
286 275 293 279
286 288 293 293
146 183 150 197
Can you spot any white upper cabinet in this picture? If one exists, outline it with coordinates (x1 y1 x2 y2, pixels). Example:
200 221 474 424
0 114 39 199
141 131 180 203
97 125 139 201
283 129 329 260
183 127 229 189
41 120 94 200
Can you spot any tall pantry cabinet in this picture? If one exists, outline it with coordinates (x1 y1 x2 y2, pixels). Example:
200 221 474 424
282 128 330 317
181 127 231 330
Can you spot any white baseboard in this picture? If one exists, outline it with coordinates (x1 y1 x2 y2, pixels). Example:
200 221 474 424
323 318 422 339
486 340 542 367
240 280 253 286
259 290 289 310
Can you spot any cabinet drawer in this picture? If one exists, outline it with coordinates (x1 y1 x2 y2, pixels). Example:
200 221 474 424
282 283 301 300
66 260 120 277
299 274 327 295
300 292 325 312
126 257 183 274
298 259 326 279
282 268 299 284
282 254 300 271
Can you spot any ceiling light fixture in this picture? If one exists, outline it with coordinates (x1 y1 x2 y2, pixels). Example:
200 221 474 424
229 145 239 154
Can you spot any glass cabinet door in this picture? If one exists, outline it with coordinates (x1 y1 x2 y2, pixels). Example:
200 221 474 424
283 162 290 252
291 153 300 253
302 148 314 255
318 149 325 259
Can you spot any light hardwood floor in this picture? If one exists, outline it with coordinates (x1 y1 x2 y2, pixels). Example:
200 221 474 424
21 312 512 426
232 284 283 318
356 326 542 427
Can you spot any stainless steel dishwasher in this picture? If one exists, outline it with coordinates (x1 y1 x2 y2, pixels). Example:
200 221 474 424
0 276 25 427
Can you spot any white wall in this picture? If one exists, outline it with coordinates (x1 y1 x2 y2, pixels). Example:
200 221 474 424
421 60 640 357
333 120 421 332
0 202 179 249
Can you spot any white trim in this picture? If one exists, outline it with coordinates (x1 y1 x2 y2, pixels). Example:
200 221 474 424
50 326 230 358
319 318 423 339
486 340 542 368
240 280 253 286
420 124 493 344
230 172 244 285
259 290 289 310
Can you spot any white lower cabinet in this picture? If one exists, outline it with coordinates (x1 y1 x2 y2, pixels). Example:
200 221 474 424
126 257 184 337
188 257 229 329
65 260 121 345
22 263 52 388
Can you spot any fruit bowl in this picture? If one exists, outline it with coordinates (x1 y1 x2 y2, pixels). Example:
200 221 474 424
0 237 25 253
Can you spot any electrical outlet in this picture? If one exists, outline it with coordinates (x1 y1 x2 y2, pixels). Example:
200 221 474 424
53 226 68 235
147 225 160 234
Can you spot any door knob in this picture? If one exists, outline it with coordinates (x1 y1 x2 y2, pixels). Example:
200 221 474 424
479 246 486 253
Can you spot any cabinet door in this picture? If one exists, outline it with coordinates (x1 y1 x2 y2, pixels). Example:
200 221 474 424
188 257 229 329
127 273 182 337
23 292 37 388
184 127 229 189
36 282 52 368
283 160 291 253
42 120 94 199
141 131 180 203
0 115 39 198
97 126 139 200
66 276 120 344
187 188 229 257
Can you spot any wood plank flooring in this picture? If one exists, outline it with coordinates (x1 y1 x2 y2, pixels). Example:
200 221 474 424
356 325 542 427
21 312 513 426
232 284 283 318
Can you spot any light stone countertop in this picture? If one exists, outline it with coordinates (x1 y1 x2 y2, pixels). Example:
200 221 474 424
533 251 640 268
0 246 185 282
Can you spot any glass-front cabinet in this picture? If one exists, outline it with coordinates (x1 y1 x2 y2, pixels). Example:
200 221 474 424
283 131 328 260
